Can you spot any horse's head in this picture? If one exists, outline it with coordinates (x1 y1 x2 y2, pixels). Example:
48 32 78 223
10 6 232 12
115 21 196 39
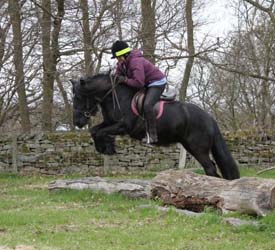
71 78 99 128
78 74 111 94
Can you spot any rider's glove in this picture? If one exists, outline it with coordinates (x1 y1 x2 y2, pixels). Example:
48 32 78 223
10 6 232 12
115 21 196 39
116 75 127 84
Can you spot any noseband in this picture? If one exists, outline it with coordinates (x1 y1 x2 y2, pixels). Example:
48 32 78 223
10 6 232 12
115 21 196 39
74 96 97 118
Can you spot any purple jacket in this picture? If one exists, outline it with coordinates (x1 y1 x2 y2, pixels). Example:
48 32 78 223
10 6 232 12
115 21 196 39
116 49 165 88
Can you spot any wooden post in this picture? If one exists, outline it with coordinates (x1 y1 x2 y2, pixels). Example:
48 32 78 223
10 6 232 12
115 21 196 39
178 144 186 169
12 135 18 173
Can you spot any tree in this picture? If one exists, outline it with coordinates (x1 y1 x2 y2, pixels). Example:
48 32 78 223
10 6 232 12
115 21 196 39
197 13 275 130
141 0 156 63
80 0 93 75
244 0 275 25
8 0 31 132
41 0 65 132
179 0 194 101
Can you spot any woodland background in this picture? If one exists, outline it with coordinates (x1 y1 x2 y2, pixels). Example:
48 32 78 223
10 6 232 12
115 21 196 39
0 0 274 134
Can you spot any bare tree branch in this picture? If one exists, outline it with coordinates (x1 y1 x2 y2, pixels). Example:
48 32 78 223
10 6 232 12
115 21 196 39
244 0 275 24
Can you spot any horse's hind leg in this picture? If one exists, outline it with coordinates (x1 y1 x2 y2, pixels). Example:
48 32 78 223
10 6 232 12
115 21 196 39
187 147 221 177
196 155 221 178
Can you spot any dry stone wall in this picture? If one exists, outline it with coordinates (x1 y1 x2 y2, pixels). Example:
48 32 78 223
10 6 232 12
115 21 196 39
0 132 180 175
0 131 274 175
226 132 275 168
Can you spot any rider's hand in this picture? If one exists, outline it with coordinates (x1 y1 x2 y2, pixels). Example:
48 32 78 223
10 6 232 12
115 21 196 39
116 75 127 84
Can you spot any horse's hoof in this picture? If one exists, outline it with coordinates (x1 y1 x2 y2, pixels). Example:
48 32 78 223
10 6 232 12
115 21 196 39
104 151 116 155
141 143 154 148
102 150 116 155
104 147 116 155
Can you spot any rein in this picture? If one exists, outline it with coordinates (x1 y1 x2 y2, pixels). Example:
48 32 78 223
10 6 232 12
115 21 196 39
75 74 122 118
110 74 121 111
93 73 122 111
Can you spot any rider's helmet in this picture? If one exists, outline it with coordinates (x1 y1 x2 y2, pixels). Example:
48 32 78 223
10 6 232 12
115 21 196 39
111 40 132 59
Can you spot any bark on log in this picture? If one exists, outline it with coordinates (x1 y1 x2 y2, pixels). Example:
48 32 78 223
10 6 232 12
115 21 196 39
151 170 275 216
49 177 151 199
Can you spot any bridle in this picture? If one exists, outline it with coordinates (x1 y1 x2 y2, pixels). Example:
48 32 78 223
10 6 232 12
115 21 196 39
73 73 122 118
73 94 98 118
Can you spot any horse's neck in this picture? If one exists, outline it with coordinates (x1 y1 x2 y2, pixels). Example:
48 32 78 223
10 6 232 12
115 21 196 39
99 84 136 120
116 84 136 100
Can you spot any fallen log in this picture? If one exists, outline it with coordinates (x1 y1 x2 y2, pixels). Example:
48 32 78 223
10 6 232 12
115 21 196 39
48 170 275 216
49 177 151 199
151 170 275 216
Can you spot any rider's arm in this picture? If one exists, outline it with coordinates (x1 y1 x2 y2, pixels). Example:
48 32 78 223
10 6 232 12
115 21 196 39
125 58 145 88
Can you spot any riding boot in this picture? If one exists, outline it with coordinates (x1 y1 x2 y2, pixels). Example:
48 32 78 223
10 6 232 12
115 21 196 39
142 117 158 144
141 84 165 145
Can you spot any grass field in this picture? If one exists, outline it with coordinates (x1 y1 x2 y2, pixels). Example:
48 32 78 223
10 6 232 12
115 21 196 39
0 167 275 250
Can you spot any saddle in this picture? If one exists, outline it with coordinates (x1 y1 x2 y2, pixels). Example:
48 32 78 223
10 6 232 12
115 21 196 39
131 86 176 119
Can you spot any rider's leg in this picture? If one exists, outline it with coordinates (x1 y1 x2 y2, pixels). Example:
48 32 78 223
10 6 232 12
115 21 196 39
143 85 166 144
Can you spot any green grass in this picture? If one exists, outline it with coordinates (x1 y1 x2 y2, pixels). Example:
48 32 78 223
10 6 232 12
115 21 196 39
0 168 275 250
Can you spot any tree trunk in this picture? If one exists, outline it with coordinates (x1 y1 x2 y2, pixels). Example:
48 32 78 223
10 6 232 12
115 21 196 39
141 0 156 64
41 0 52 132
41 0 65 132
151 170 275 216
113 0 123 39
80 0 93 75
179 0 194 101
8 0 31 133
0 24 10 72
56 72 74 131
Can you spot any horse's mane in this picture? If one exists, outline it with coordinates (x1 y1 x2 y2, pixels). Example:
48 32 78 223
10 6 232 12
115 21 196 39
86 72 110 81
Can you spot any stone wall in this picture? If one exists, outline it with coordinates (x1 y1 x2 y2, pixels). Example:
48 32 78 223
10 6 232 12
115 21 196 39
0 131 274 175
225 131 275 168
0 132 180 175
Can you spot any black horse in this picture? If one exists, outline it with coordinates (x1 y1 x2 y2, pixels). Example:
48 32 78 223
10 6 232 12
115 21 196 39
71 73 240 180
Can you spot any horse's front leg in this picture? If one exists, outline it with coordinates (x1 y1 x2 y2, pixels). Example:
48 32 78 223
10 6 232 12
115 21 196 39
89 122 116 155
89 121 127 155
92 133 116 155
95 121 127 137
90 121 108 137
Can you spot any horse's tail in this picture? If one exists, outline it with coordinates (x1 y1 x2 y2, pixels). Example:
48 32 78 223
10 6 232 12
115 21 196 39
211 126 240 180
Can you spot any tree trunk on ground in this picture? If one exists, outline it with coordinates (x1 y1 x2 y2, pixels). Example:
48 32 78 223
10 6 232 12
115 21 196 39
49 170 275 216
8 0 31 133
49 177 151 199
151 170 275 216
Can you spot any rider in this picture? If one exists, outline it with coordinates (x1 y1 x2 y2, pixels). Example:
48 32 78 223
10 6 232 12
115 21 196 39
111 40 167 144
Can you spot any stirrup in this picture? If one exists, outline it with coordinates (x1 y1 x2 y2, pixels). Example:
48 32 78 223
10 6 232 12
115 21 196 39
141 133 158 145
